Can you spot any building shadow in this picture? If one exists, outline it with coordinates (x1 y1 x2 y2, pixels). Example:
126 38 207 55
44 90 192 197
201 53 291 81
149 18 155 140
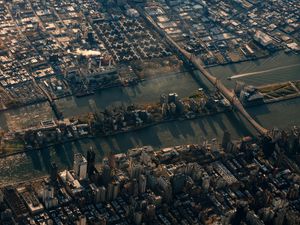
54 143 73 169
225 111 254 137
40 147 52 172
132 126 162 148
25 150 43 171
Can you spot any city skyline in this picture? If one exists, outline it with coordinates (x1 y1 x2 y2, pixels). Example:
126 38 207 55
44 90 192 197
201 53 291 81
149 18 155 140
0 0 299 224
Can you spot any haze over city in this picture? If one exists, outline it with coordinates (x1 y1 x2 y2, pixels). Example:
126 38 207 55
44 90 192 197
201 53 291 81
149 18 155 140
0 0 299 224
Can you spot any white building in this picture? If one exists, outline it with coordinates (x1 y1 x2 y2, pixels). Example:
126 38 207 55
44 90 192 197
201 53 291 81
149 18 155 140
59 170 84 196
254 30 273 47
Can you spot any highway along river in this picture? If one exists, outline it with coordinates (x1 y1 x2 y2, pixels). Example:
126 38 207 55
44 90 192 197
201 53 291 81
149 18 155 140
0 52 299 185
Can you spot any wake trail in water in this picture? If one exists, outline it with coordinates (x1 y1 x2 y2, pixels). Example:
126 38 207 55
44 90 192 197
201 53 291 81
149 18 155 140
229 63 300 79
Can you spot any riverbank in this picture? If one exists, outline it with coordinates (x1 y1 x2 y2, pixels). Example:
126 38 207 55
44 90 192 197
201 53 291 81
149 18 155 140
0 105 231 159
0 50 295 117
1 92 299 160
1 51 299 132
2 95 300 187
2 78 300 159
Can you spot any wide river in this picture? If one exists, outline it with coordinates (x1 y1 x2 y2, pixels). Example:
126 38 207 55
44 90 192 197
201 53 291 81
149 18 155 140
0 52 299 186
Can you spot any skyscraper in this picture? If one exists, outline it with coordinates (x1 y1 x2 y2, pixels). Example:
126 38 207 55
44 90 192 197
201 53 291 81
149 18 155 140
108 152 116 169
73 153 88 180
102 164 111 185
87 148 96 176
222 130 231 150
139 175 147 194
50 163 58 184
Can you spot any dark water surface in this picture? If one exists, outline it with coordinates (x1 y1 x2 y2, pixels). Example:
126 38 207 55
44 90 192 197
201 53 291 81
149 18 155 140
0 52 299 185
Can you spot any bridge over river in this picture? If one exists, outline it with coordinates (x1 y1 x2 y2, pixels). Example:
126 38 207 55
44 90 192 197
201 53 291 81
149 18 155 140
139 9 268 136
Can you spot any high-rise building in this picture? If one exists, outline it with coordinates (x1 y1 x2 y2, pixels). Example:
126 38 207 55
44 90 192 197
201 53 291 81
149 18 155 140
139 175 147 193
102 164 111 185
129 160 143 179
90 183 101 203
50 163 58 184
99 186 106 202
42 185 58 209
108 152 116 169
73 153 88 180
76 215 87 225
133 179 139 196
42 185 54 202
87 148 95 176
0 189 3 203
287 184 299 200
168 93 178 104
107 183 114 201
99 216 107 225
222 130 231 150
134 211 143 225
146 204 156 219
113 181 120 199
172 173 186 194
160 93 167 105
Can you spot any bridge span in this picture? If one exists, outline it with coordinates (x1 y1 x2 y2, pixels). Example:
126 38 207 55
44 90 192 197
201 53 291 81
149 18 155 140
140 9 268 136
187 52 268 135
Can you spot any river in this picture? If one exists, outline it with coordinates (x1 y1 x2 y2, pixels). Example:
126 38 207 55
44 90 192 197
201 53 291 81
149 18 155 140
0 52 299 186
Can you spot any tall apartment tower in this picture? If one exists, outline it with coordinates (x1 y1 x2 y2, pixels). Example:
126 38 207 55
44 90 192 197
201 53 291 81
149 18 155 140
222 130 231 150
87 148 96 176
50 162 58 184
73 153 88 180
